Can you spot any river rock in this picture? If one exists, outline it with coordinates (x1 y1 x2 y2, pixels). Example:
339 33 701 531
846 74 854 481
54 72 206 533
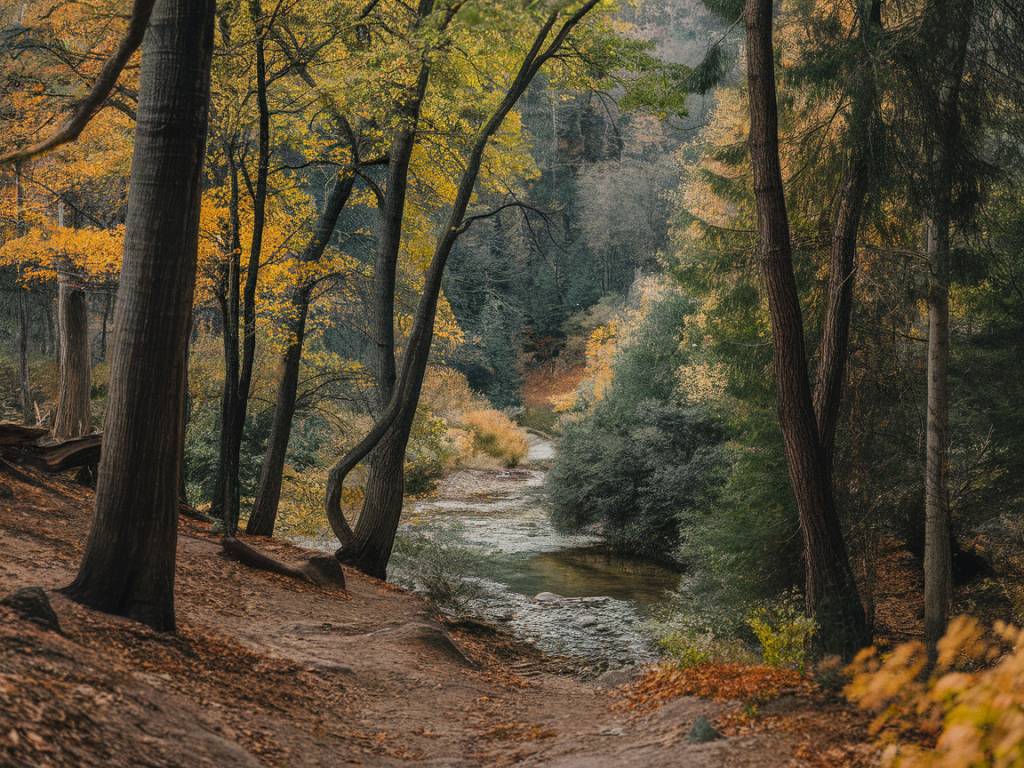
533 591 563 603
576 615 599 628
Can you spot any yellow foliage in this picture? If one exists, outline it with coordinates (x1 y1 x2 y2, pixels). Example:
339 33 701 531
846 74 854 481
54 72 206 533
459 408 528 468
846 616 1024 767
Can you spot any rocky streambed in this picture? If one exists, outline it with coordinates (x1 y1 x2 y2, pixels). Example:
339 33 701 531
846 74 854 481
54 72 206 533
392 433 680 670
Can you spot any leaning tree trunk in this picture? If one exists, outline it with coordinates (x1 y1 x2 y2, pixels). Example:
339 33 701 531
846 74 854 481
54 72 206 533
64 0 215 632
744 0 867 656
246 290 309 536
53 275 92 439
246 172 356 536
337 82 427 574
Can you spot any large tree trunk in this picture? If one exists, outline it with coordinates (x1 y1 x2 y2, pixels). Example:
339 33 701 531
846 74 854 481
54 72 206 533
64 0 215 632
812 0 880 471
246 172 356 536
744 0 867 656
53 275 92 439
336 62 430 574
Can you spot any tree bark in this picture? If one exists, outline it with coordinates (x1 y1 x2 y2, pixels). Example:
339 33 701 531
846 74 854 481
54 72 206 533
246 289 309 536
64 0 215 632
53 275 92 439
744 0 868 655
924 216 953 648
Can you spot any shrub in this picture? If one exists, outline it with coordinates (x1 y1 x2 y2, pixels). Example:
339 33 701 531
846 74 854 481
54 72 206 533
389 524 484 614
746 591 818 670
846 616 1024 767
459 408 528 467
405 409 457 495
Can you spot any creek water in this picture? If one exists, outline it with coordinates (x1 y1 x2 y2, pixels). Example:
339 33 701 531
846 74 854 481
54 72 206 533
392 433 681 669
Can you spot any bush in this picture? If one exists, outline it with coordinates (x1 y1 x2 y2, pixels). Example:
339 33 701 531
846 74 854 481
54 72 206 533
405 409 458 495
846 616 1024 767
548 398 725 559
389 524 485 614
459 408 528 467
746 590 817 670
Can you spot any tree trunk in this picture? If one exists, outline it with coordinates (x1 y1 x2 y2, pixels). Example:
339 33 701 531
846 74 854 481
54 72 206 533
338 412 414 578
744 0 867 656
924 216 952 648
17 287 32 424
921 0 974 652
246 289 309 536
64 0 215 632
812 0 880 470
246 172 356 536
53 275 92 439
14 165 32 424
219 156 242 534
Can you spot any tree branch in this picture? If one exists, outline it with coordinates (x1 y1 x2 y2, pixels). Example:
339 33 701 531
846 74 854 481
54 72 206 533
0 0 157 165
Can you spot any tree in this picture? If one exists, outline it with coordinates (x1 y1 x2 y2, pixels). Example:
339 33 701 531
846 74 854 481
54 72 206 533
325 0 603 578
917 0 978 651
743 0 868 655
63 0 215 631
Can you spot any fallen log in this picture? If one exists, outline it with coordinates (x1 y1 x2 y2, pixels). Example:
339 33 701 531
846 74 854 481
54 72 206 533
0 422 48 446
2 433 102 473
220 536 346 589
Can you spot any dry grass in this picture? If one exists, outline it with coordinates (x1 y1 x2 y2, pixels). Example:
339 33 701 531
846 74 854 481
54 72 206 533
459 409 528 467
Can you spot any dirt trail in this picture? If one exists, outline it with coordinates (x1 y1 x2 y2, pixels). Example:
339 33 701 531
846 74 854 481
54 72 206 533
0 468 857 767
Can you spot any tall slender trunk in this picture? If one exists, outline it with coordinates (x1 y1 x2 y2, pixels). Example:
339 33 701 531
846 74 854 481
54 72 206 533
812 0 880 470
219 156 242 533
924 215 952 648
744 0 867 655
53 275 92 438
222 0 271 528
340 62 431 574
247 173 356 536
65 0 215 631
14 164 32 424
98 291 112 361
17 285 32 424
921 0 974 651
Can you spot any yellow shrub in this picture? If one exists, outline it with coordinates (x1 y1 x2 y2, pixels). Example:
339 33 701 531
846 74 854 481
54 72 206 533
846 616 1024 767
459 408 528 467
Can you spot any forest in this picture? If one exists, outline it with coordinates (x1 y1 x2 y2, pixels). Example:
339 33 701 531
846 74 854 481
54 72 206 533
0 0 1023 764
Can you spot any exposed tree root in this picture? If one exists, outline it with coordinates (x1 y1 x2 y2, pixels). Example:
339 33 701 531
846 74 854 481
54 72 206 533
220 536 346 589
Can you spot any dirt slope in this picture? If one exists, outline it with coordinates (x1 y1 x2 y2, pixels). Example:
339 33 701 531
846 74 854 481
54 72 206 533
0 467 869 767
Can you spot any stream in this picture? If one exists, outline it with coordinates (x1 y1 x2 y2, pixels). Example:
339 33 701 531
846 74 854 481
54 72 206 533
391 433 680 670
